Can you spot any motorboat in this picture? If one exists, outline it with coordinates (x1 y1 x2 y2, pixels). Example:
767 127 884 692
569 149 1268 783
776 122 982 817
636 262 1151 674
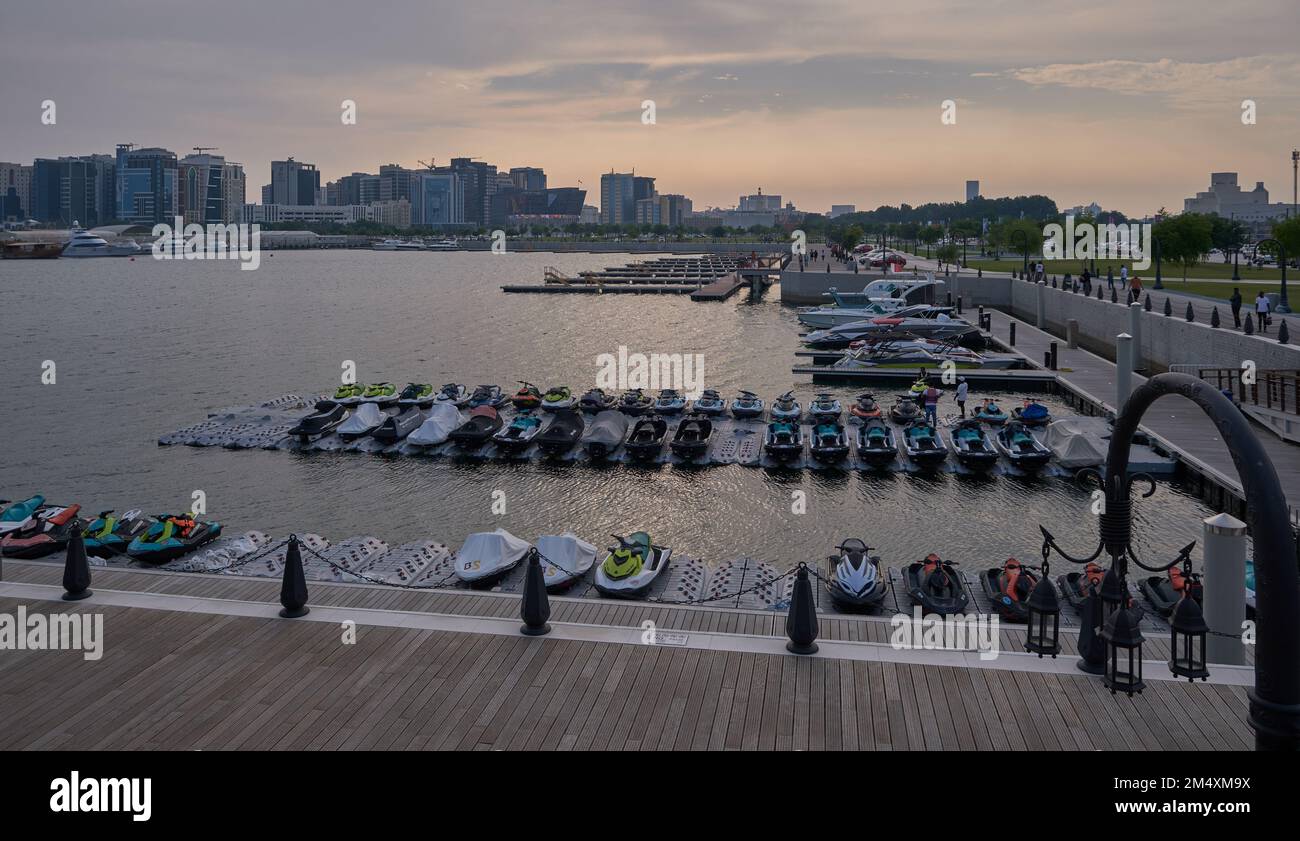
948 419 999 471
434 383 470 407
973 400 1009 425
126 513 222 564
512 382 542 410
1057 562 1108 613
407 403 464 448
371 238 424 251
540 385 575 411
467 384 507 409
979 559 1041 623
653 389 686 414
448 405 504 447
855 418 897 467
809 421 850 462
361 382 398 405
288 401 348 442
535 533 598 591
994 421 1052 471
889 395 920 424
770 391 801 422
62 229 112 257
904 554 969 616
455 529 531 586
764 420 803 461
823 538 888 612
0 494 46 537
618 388 653 416
690 389 727 415
669 414 713 462
578 387 616 413
373 406 425 443
332 384 366 406
1012 399 1052 427
0 504 83 559
625 416 668 460
849 393 882 421
535 409 585 455
831 338 1015 370
803 308 982 350
594 532 672 598
808 393 842 421
337 403 386 440
730 390 764 419
397 383 435 407
582 410 629 458
901 420 948 465
82 509 150 558
1139 555 1202 617
493 410 544 451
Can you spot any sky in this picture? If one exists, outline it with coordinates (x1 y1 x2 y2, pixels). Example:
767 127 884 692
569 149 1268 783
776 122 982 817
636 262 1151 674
2 0 1298 217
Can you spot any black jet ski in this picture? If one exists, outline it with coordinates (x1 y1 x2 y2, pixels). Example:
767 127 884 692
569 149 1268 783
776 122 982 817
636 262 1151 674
397 383 435 407
856 417 897 467
492 410 543 452
764 420 803 461
810 421 850 462
126 513 222 564
619 388 653 416
578 387 616 413
373 406 424 443
905 554 969 616
653 389 686 415
82 509 151 558
902 420 948 465
948 418 998 471
625 415 668 460
288 401 347 442
1139 553 1202 617
468 384 508 409
669 414 713 462
448 405 503 448
691 389 727 415
980 558 1041 622
1056 561 1107 613
823 538 888 612
582 410 629 458
995 421 1052 471
889 395 920 424
435 383 470 407
730 390 765 419
536 409 585 455
770 391 802 422
808 393 842 421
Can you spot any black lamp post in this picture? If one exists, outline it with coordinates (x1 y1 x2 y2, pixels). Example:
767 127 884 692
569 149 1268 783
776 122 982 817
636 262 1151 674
1152 235 1163 290
1011 228 1029 278
1257 238 1290 313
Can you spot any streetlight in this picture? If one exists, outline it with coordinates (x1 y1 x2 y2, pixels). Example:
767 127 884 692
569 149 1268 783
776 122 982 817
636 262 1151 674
1152 234 1163 290
1010 228 1029 278
1257 238 1290 313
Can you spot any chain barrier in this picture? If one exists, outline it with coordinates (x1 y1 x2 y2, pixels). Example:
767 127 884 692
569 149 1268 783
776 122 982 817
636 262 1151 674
296 541 459 590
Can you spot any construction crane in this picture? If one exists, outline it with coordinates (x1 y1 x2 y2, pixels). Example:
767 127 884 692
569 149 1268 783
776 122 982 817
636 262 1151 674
418 158 437 170
192 146 219 156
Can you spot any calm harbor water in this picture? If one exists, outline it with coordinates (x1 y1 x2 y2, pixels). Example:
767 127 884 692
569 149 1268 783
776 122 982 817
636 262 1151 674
0 249 1219 569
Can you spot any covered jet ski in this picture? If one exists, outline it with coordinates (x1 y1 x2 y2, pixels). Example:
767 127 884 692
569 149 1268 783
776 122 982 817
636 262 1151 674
468 384 507 409
1139 553 1202 617
332 383 366 406
578 387 616 413
670 414 713 462
626 415 668 460
995 421 1052 470
856 417 897 467
454 528 531 586
361 382 399 404
619 388 653 416
126 513 221 564
0 494 46 536
536 533 598 591
980 558 1041 622
902 420 948 465
1 504 83 558
653 389 686 415
905 553 968 616
1057 561 1107 613
810 421 850 462
337 402 386 440
397 383 435 407
764 420 803 461
691 389 726 415
434 383 470 407
808 393 842 421
536 409 585 455
974 399 1008 425
1012 399 1052 427
889 395 919 424
541 385 575 411
948 419 998 471
493 410 544 451
288 401 347 442
83 509 150 558
373 407 425 443
594 532 672 598
448 405 504 447
824 538 888 612
849 393 882 421
407 403 464 448
730 390 764 419
770 391 801 422
512 382 542 410
582 410 629 458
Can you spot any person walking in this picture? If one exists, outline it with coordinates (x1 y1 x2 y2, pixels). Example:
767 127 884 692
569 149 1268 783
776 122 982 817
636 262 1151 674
955 377 969 419
1230 287 1243 328
1129 274 1143 298
1256 291 1271 333
923 381 941 425
1107 266 1115 291
1120 264 1129 290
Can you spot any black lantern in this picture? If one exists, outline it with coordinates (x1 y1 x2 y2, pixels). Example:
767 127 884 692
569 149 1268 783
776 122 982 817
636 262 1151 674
1024 566 1061 657
1098 565 1125 628
1102 605 1146 695
1168 576 1209 681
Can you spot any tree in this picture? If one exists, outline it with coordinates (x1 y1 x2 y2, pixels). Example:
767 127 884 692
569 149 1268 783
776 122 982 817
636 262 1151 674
999 218 1043 263
1210 215 1250 263
935 243 960 269
919 225 943 258
1154 213 1213 282
1270 216 1300 265
841 224 865 252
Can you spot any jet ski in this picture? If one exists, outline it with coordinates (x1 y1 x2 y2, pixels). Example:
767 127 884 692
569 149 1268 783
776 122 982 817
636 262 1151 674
448 405 504 448
948 419 998 471
454 528 531 587
810 421 850 462
849 393 882 421
856 417 897 467
82 509 150 558
730 390 765 419
770 391 801 422
808 393 842 421
691 389 727 415
973 400 1008 425
539 385 574 411
492 410 543 452
995 421 1052 470
373 406 425 443
126 513 221 564
0 504 83 558
0 494 45 536
332 383 366 406
288 401 347 442
434 383 470 407
905 554 968 616
468 384 507 409
536 409 585 455
582 410 629 458
1140 560 1203 617
980 558 1041 622
594 532 672 598
902 420 948 465
407 403 464 448
1012 399 1052 427
337 402 386 440
823 538 888 612
1056 562 1107 613
654 389 687 414
536 533 598 591
619 388 653 416
625 415 668 460
397 382 435 407
578 387 616 413
889 395 920 424
512 381 543 410
669 414 713 462
361 381 399 404
764 420 803 461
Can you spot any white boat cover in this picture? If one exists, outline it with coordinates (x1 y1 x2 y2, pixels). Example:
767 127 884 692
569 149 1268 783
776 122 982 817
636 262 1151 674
536 533 597 575
582 410 629 446
1044 418 1107 469
457 529 531 578
408 403 464 446
338 403 384 435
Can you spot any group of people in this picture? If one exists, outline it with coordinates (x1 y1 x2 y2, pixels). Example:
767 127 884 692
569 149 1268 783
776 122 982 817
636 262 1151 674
1229 287 1273 332
910 375 971 424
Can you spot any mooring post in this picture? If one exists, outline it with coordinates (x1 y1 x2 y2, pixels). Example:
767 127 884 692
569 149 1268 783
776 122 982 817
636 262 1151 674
1049 341 1058 370
785 564 819 655
1128 302 1143 371
61 525 93 601
519 549 552 636
1067 318 1079 349
1036 280 1046 328
1009 321 1016 347
1202 513 1247 665
279 534 310 618
1115 333 1133 409
956 295 963 314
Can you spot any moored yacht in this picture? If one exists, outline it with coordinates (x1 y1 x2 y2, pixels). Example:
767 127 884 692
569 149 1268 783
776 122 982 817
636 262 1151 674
62 228 111 257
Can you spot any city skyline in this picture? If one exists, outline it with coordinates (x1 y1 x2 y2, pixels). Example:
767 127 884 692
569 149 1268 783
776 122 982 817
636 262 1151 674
2 1 1298 216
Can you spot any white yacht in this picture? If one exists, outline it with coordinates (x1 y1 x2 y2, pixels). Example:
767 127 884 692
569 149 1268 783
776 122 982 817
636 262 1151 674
372 239 425 251
425 238 459 251
62 228 111 257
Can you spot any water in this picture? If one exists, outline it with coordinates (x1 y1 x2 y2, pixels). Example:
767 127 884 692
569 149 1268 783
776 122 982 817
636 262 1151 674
0 249 1219 570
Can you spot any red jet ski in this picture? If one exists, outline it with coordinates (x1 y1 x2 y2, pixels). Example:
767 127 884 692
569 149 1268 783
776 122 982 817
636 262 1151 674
1056 561 1106 613
979 557 1040 622
1 504 84 559
1140 563 1203 617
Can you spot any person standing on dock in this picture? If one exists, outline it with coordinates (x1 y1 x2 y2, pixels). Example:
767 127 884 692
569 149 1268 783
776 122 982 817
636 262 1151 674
1256 291 1271 333
955 378 969 418
923 381 941 425
1231 288 1243 328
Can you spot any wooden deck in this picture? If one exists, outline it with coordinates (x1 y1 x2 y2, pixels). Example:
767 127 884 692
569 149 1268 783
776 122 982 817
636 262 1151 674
0 560 1254 750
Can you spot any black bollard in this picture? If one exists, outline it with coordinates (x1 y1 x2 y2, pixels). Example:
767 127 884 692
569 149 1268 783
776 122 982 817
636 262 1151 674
1096 286 1103 300
1185 302 1195 322
61 525 92 601
978 268 982 278
1110 287 1118 303
1279 319 1290 345
957 295 963 314
1144 294 1152 312
1009 321 1016 347
519 549 552 636
1049 341 1058 370
1244 312 1255 335
1163 297 1172 317
1211 307 1220 328
1076 585 1106 674
785 563 819 655
279 534 310 618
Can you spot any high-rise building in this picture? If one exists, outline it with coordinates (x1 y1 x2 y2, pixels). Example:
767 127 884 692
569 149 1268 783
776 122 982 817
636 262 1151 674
1184 172 1293 237
378 164 416 204
739 189 781 212
328 172 380 206
509 167 546 192
600 171 636 225
580 205 599 225
33 154 116 226
411 171 464 226
658 194 692 227
635 197 660 225
0 162 33 221
115 145 177 224
448 158 497 229
178 153 227 225
221 162 245 223
966 180 980 201
270 158 320 206
829 204 855 218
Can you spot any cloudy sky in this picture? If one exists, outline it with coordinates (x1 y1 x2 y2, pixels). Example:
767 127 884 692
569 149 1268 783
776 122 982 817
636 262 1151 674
2 0 1297 216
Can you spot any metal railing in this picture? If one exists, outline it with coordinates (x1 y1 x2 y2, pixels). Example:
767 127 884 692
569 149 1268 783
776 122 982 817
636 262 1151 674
1191 367 1300 416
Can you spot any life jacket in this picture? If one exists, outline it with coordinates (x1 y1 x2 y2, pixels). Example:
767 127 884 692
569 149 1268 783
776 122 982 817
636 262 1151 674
1169 566 1191 593
1002 559 1026 601
167 516 195 538
1084 562 1105 589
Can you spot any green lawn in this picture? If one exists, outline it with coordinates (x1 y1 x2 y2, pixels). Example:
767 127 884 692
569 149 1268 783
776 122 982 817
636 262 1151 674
965 257 1287 282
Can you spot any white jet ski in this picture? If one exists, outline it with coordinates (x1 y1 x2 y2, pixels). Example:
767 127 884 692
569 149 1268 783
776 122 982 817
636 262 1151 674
407 403 464 448
594 532 672 599
535 533 598 591
454 528 531 586
337 402 386 440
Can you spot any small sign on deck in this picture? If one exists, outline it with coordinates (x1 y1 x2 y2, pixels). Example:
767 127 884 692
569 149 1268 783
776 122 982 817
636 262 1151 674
655 632 689 647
